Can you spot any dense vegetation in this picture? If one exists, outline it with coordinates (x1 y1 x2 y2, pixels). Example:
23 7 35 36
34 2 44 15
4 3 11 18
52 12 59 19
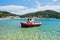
0 10 60 18
20 10 60 18
0 11 19 18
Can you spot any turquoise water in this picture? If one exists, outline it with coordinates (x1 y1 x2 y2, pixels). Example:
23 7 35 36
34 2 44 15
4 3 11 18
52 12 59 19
0 18 60 40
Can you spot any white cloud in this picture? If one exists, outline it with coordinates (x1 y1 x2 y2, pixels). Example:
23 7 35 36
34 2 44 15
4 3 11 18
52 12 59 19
0 5 60 15
10 8 38 15
53 0 58 2
35 1 42 6
15 5 60 15
36 5 60 10
35 1 42 7
0 5 27 11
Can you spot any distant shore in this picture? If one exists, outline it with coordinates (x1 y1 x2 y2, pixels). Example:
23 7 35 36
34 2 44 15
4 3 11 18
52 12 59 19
0 17 58 20
0 17 20 20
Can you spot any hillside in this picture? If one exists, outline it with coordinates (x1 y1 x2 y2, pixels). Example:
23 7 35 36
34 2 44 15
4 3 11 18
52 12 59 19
0 10 60 18
20 10 60 18
0 11 19 18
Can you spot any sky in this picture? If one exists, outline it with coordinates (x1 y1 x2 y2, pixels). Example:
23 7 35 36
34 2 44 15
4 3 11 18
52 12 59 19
0 0 60 15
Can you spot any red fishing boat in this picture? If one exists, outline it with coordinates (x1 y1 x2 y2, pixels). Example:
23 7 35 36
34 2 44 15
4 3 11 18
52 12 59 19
21 22 42 27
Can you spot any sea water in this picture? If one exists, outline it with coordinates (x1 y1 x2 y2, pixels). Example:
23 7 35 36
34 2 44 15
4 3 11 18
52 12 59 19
0 18 60 40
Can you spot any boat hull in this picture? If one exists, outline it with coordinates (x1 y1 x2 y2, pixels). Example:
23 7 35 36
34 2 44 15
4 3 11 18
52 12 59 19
21 22 42 27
